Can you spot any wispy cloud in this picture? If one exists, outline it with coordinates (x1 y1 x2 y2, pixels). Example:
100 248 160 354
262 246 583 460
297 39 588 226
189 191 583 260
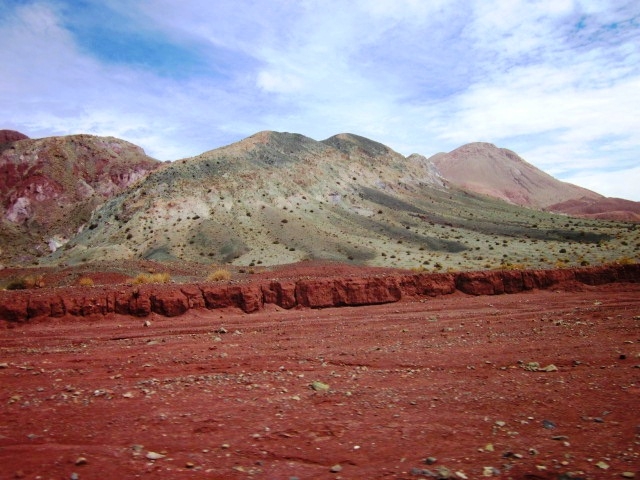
1 0 639 199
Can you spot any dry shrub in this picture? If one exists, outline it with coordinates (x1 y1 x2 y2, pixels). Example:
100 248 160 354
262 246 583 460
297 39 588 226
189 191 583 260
132 272 171 284
6 274 45 290
498 262 527 271
78 277 95 287
614 256 636 265
207 269 231 282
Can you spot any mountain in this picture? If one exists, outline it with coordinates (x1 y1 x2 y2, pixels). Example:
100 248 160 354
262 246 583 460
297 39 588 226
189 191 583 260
0 133 160 264
429 142 602 208
546 196 640 222
0 129 29 146
37 131 635 272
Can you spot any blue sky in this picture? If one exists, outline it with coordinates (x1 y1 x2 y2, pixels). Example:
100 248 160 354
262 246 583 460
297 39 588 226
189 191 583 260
1 0 639 200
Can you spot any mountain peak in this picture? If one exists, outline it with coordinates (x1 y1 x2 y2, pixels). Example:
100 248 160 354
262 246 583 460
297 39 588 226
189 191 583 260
322 133 396 159
430 142 601 208
0 129 29 145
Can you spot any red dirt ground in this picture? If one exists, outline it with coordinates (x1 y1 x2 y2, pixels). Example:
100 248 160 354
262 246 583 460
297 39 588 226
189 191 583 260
1 264 639 479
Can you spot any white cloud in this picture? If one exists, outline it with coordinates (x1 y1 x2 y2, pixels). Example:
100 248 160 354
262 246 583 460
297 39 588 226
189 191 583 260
564 166 640 201
1 0 639 201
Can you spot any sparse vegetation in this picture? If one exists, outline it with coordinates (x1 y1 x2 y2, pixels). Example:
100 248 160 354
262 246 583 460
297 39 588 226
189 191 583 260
207 269 232 282
5 274 45 290
132 272 171 284
78 277 95 287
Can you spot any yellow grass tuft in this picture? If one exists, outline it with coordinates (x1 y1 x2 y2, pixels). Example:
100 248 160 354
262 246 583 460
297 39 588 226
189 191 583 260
614 256 636 265
78 277 95 287
207 269 232 282
132 272 171 284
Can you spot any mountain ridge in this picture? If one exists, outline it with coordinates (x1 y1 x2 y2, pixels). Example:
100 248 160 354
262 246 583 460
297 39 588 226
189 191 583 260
1 129 637 271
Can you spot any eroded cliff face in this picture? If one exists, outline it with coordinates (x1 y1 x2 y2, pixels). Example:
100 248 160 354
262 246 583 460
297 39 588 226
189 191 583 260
0 134 159 263
1 264 637 322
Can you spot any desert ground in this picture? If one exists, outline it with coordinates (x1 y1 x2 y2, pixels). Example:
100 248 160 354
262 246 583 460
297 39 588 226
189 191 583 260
1 261 639 479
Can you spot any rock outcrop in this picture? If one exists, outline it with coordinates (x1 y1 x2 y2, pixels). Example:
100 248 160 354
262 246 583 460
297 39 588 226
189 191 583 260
0 130 29 145
1 264 638 323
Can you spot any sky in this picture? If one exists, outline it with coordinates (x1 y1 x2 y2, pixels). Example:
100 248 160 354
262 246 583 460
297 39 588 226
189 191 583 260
1 0 639 200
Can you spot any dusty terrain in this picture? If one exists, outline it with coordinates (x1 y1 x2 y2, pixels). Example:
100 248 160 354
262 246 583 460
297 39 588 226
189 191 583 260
1 262 639 479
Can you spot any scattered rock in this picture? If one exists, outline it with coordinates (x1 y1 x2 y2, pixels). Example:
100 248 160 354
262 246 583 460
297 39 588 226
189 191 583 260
146 451 166 460
425 456 437 465
542 419 556 429
143 320 151 327
482 466 500 476
435 465 452 479
311 381 330 392
523 362 557 372
74 457 87 466
595 461 610 470
330 464 342 473
621 472 635 478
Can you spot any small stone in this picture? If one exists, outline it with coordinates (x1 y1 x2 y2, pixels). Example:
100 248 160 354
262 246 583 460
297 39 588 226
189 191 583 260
619 354 626 360
621 472 635 478
455 472 468 479
220 443 230 449
435 465 452 479
311 381 330 392
70 473 79 480
495 420 506 427
484 443 494 452
541 364 558 372
330 464 342 473
185 462 195 469
143 320 151 327
595 460 610 470
146 451 166 460
542 419 556 429
482 466 500 476
122 392 134 398
425 456 437 465
74 457 87 466
0 362 9 368
593 417 604 423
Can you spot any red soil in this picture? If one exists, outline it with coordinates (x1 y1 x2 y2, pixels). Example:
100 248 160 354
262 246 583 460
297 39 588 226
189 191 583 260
1 264 639 479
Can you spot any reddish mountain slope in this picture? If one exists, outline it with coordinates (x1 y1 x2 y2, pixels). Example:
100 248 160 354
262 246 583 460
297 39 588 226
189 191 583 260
429 142 602 209
0 129 29 145
0 133 160 264
547 196 640 222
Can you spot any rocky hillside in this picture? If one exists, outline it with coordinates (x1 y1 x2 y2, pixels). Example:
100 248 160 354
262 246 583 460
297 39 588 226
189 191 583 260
41 131 637 272
429 142 602 208
0 132 160 265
